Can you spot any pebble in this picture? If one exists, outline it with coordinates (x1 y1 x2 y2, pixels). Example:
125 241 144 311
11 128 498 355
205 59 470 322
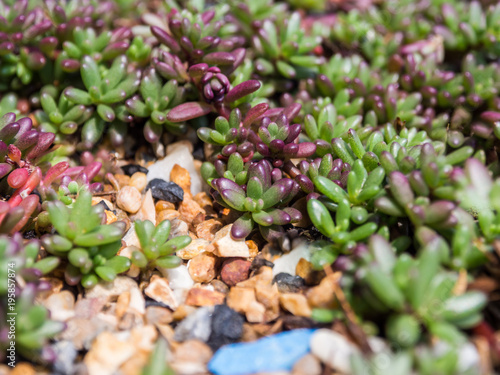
210 279 229 295
10 363 37 375
145 306 173 325
207 304 244 351
279 294 312 318
155 200 176 212
105 210 117 224
158 264 194 305
116 186 142 214
41 290 75 321
221 258 252 287
227 287 257 314
177 238 209 260
171 340 213 375
273 273 305 294
179 198 205 224
129 172 147 192
195 219 223 241
272 243 311 277
255 285 280 323
169 218 189 238
157 209 180 223
146 178 184 203
212 225 250 258
84 331 136 375
295 258 322 285
188 252 218 283
85 276 144 306
60 317 114 350
208 329 315 375
121 164 148 176
52 340 78 375
310 329 359 373
306 274 338 309
132 189 156 224
144 275 178 310
114 173 131 188
194 192 213 209
292 354 321 375
170 164 192 196
147 142 202 195
185 287 225 307
174 306 214 343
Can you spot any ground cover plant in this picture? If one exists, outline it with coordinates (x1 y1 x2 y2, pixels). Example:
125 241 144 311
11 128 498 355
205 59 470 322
1 0 500 374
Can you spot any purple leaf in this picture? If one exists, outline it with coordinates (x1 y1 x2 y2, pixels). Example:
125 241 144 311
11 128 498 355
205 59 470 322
151 26 180 53
296 142 316 157
243 103 269 128
203 52 236 66
225 80 261 103
231 213 253 240
166 102 212 122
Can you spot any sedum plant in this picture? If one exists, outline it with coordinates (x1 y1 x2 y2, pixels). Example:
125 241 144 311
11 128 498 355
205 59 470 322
129 219 190 271
42 188 130 288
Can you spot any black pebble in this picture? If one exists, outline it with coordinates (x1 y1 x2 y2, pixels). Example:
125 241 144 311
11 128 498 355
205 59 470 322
121 164 148 176
250 256 275 271
272 272 305 293
146 178 184 203
207 304 244 351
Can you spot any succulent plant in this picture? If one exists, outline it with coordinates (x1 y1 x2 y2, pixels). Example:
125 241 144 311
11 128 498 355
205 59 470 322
42 188 129 288
211 160 301 240
0 234 63 362
129 219 189 271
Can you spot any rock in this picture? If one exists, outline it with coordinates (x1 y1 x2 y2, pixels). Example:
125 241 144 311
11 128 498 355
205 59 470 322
247 240 259 258
41 290 75 321
132 189 156 224
118 246 141 278
84 332 136 375
171 340 213 375
172 304 198 321
145 306 173 325
170 164 192 196
273 273 305 294
227 287 257 314
147 143 202 195
185 288 225 307
169 218 189 238
221 258 252 287
292 354 321 375
245 300 266 323
237 266 274 289
122 224 141 248
155 200 176 212
195 219 223 241
85 277 144 309
174 306 214 343
295 258 322 285
310 329 359 373
193 192 213 209
188 252 218 283
144 275 178 310
280 294 312 318
10 363 37 375
207 305 244 351
146 178 184 203
255 284 280 323
116 186 142 214
114 173 131 187
121 164 148 176
157 209 180 223
177 238 209 260
179 198 205 224
129 172 147 192
272 243 311 277
306 274 338 309
210 279 229 295
208 329 315 375
158 264 194 305
52 340 78 375
60 317 114 350
212 225 250 258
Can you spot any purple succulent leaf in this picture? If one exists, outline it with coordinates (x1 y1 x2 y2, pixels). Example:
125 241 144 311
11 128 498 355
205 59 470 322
203 51 236 66
248 160 272 190
267 209 291 225
262 178 295 209
481 111 500 124
259 224 284 242
283 143 299 157
282 103 302 120
166 101 212 122
151 26 180 53
243 103 269 128
296 174 314 193
296 142 316 157
213 177 245 195
220 189 246 210
269 139 285 153
271 168 282 182
0 163 13 179
283 207 302 223
252 210 274 226
231 213 253 240
0 122 20 142
225 80 261 103
389 171 414 207
285 124 302 144
14 130 39 151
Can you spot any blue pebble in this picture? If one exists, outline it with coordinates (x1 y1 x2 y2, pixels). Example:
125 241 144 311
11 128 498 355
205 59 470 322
208 328 316 375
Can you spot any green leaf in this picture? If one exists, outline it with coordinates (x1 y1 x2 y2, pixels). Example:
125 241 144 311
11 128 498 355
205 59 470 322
81 55 101 89
135 220 156 250
307 199 335 238
95 266 117 281
314 176 348 203
155 255 182 269
105 256 131 274
365 265 405 310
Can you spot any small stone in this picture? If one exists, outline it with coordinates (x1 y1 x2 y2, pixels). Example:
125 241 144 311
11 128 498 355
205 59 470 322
84 331 136 375
91 197 114 210
157 209 180 223
306 274 338 309
196 219 223 241
210 279 229 295
121 164 148 176
145 306 173 325
194 192 212 208
144 275 178 310
11 363 36 375
212 225 250 258
155 200 176 212
60 316 113 350
169 218 189 238
247 240 259 258
237 266 274 289
174 306 214 343
105 210 117 224
118 246 141 278
129 172 147 192
272 243 311 277
114 173 131 187
292 354 321 375
41 290 75 321
85 277 145 314
273 273 305 294
132 189 156 224
171 340 213 375
310 329 359 373
255 284 280 323
221 258 252 287
179 198 205 224
177 238 209 260
116 186 142 214
227 287 256 314
52 340 78 375
279 294 312 317
172 304 198 321
207 304 244 351
116 291 131 319
146 178 184 203
188 252 218 283
245 300 266 323
158 264 194 306
170 164 191 196
185 288 225 307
